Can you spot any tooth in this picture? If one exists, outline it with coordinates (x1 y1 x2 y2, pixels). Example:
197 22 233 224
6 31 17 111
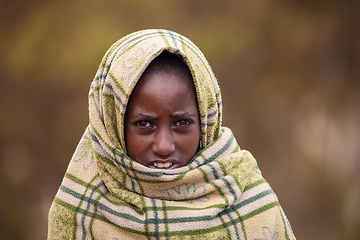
153 162 163 168
153 162 173 168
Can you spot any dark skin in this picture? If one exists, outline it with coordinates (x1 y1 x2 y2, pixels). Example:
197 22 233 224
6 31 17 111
124 71 200 169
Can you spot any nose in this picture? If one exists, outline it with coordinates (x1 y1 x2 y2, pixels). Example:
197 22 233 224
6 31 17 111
152 128 175 157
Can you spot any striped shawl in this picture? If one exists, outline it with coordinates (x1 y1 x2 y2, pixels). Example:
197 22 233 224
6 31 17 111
48 29 295 240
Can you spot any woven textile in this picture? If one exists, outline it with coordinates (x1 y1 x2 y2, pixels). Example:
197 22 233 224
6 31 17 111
48 29 295 240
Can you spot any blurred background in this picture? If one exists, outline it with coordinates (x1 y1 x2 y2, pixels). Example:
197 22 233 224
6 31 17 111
1 0 359 239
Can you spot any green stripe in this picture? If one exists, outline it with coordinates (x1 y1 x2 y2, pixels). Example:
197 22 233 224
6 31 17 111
65 172 100 188
94 151 117 167
203 132 234 165
243 179 266 192
242 201 279 221
60 185 146 223
162 200 170 240
178 33 186 54
280 207 293 240
123 156 137 192
232 145 240 153
146 212 221 225
240 217 248 240
107 71 129 99
167 30 178 49
222 177 238 202
237 188 274 210
219 215 232 238
158 203 226 212
216 160 227 177
223 211 241 240
144 217 237 238
210 181 229 206
216 189 274 218
195 129 226 161
129 159 146 196
80 180 103 240
55 198 147 236
89 188 102 240
200 121 216 127
64 173 144 213
103 81 127 108
235 207 248 240
198 167 210 183
158 29 171 49
209 164 219 179
140 196 150 237
207 108 218 118
151 199 160 240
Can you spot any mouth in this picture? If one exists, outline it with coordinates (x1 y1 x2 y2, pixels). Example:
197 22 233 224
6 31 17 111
150 161 177 169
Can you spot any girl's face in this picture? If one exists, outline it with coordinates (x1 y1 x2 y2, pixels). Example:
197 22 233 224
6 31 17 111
124 72 200 169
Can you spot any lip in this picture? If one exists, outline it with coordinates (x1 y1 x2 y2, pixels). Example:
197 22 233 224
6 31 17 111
148 160 178 170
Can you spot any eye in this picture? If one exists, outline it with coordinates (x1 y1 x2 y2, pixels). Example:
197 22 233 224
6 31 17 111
174 119 191 127
135 120 153 128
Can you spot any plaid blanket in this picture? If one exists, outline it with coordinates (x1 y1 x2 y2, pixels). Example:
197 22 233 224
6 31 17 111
48 29 295 239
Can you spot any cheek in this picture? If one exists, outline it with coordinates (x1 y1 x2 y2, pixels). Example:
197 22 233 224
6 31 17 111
180 130 200 157
125 131 144 159
126 140 146 163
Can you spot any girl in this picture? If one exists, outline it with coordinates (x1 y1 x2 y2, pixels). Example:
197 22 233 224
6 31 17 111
48 29 295 240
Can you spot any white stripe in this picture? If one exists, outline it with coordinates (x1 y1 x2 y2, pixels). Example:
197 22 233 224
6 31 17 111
57 177 85 206
202 129 231 160
75 214 84 240
96 199 145 231
167 217 223 232
239 183 271 202
238 187 277 216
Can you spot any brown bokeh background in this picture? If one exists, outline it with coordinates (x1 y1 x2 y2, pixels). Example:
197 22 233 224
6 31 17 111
1 1 359 239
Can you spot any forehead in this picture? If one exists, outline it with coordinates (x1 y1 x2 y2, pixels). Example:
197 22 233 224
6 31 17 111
126 72 198 113
134 70 194 95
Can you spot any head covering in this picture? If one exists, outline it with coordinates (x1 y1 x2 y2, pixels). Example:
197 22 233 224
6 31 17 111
89 29 221 153
48 29 295 240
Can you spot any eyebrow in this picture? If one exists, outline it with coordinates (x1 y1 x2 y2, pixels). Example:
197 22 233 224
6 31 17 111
129 112 197 120
129 113 155 120
172 112 197 118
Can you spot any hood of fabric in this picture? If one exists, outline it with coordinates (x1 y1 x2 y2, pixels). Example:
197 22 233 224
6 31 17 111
89 29 222 156
88 29 224 199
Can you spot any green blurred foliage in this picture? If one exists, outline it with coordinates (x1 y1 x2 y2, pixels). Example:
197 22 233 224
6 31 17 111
1 0 359 239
